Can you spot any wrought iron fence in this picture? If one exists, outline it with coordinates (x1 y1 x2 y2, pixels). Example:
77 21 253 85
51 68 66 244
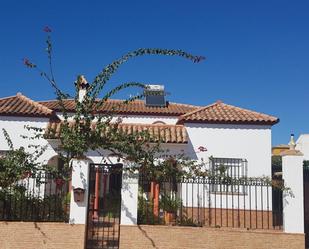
0 173 70 222
138 175 283 230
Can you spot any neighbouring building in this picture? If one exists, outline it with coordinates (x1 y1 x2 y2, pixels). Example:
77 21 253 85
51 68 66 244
272 144 290 156
296 134 309 160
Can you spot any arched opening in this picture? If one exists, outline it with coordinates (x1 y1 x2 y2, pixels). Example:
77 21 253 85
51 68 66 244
152 121 166 125
47 155 65 171
45 155 69 197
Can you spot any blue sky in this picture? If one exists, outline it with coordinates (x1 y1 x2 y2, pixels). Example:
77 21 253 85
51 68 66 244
0 0 308 145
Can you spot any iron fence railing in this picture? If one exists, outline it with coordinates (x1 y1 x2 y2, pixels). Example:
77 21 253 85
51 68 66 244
0 173 70 222
138 175 283 230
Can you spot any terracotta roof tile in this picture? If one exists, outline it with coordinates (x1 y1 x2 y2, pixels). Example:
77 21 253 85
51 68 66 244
177 101 279 125
0 93 279 126
45 122 188 144
39 99 198 116
0 93 54 118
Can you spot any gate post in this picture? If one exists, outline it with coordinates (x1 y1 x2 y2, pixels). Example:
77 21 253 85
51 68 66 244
281 148 304 233
120 168 139 225
69 158 90 224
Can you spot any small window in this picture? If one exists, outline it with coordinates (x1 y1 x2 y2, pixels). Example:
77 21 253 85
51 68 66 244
210 157 248 194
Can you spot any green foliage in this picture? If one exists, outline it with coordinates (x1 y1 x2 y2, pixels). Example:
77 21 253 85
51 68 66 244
272 156 282 169
177 212 201 227
0 187 69 222
0 129 44 189
101 191 121 218
25 29 206 179
137 190 156 224
160 194 182 213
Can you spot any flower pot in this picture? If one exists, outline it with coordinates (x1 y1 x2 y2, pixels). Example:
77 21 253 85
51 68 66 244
164 211 175 225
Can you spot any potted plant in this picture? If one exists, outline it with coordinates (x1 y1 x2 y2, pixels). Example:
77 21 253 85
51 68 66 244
160 194 182 225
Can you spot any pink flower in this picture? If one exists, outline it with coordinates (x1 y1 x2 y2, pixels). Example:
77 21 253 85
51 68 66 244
54 178 65 186
43 26 52 33
23 58 30 66
22 58 36 68
198 146 207 152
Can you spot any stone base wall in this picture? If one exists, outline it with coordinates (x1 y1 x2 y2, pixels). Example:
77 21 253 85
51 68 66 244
0 222 85 249
0 222 304 249
120 225 305 249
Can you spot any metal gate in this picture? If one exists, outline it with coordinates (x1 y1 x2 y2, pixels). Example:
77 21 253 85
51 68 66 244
304 166 309 248
86 163 122 249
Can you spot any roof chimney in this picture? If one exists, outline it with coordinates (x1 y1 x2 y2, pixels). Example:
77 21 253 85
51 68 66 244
288 133 296 150
75 75 89 102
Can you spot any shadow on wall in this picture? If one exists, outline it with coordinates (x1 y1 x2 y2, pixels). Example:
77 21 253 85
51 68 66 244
121 170 159 248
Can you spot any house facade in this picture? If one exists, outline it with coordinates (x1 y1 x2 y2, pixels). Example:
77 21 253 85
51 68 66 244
0 91 306 249
0 92 278 176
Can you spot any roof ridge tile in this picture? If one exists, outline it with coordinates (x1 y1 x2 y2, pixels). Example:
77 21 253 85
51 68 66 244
177 101 279 125
16 93 54 115
0 93 54 117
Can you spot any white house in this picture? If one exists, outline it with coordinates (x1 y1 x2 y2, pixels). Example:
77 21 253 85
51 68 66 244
7 86 309 249
1 86 307 249
0 91 279 176
0 87 280 217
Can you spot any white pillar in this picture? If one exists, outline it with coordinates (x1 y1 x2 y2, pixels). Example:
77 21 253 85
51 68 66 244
120 170 139 225
69 158 90 224
281 149 304 233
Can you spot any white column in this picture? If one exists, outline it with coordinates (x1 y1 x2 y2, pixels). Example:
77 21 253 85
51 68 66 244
282 150 304 233
69 158 90 224
120 170 139 225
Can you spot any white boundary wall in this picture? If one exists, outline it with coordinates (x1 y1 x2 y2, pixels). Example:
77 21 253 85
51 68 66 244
69 158 90 224
282 151 304 233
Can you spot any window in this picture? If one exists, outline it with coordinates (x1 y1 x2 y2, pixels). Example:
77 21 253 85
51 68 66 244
210 157 248 193
210 157 247 178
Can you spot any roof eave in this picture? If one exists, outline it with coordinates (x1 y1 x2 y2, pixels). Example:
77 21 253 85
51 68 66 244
0 112 57 119
177 119 280 126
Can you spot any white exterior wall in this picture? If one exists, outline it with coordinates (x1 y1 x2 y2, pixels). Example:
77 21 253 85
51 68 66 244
178 182 270 211
0 116 59 200
0 116 57 164
181 123 272 210
116 115 178 124
56 112 179 125
185 123 272 177
0 114 275 224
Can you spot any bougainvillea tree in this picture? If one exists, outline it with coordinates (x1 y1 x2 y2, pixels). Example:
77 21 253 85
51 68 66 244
22 26 206 179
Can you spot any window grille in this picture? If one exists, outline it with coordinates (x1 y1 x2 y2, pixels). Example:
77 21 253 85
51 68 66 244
210 157 248 194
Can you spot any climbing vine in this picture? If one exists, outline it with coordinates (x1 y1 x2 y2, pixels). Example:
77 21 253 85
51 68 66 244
22 26 206 179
